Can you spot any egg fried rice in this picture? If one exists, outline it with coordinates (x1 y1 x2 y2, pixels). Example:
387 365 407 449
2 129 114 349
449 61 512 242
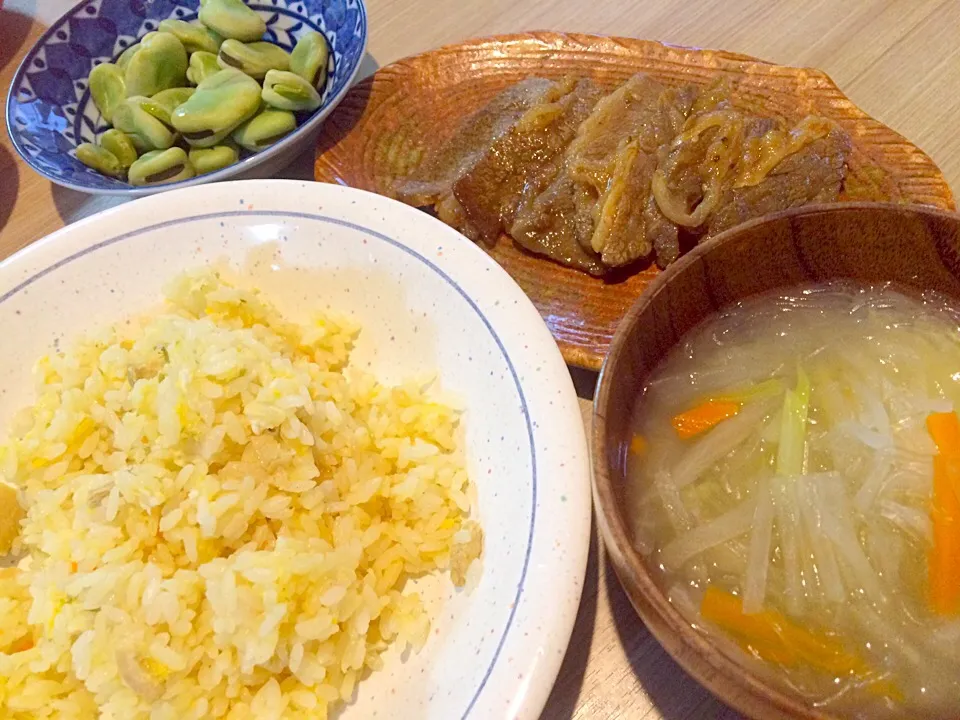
0 271 482 719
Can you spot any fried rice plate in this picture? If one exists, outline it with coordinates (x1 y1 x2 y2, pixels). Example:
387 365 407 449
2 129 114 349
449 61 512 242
0 271 482 719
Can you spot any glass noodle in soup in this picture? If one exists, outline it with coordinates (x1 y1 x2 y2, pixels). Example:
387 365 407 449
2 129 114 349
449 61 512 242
628 282 960 719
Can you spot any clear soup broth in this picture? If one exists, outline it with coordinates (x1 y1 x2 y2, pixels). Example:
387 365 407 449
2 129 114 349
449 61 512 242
628 282 960 718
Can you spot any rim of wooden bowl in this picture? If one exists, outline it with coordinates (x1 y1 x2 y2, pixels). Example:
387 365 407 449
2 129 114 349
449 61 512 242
592 201 960 720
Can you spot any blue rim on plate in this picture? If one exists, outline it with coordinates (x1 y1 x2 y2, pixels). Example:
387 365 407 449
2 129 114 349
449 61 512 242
5 0 367 197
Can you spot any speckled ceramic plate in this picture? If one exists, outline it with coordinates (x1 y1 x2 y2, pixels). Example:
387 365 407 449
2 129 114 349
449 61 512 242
312 32 956 371
0 180 590 719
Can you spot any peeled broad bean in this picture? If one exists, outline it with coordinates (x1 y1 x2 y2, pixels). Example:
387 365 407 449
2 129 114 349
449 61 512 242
218 39 290 80
231 107 297 151
124 31 188 97
198 0 266 43
158 19 223 54
289 30 330 90
76 143 124 177
113 96 177 151
128 147 195 185
98 129 138 170
145 87 197 125
189 144 240 175
261 69 321 112
187 51 222 86
88 62 126 123
170 68 261 148
116 43 141 72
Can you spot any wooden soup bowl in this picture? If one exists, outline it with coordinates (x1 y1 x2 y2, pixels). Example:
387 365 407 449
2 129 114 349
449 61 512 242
592 202 960 719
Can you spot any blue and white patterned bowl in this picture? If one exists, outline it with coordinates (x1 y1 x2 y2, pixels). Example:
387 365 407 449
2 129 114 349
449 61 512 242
5 0 367 196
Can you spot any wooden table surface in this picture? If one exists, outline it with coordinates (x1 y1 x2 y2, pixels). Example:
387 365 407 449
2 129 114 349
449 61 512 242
2 1 959 718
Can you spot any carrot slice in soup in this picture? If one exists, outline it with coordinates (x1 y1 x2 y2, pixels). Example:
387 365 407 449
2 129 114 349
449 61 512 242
672 400 740 440
925 412 960 615
930 454 960 615
700 586 881 679
928 412 960 458
629 434 647 455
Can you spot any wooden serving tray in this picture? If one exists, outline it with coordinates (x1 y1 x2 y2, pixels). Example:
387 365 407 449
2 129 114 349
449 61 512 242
313 32 955 371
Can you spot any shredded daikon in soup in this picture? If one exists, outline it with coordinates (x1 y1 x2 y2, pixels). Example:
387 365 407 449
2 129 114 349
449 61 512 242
628 282 960 719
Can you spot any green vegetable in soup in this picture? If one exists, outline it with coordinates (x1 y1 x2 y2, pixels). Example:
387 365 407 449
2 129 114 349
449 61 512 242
776 368 810 477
